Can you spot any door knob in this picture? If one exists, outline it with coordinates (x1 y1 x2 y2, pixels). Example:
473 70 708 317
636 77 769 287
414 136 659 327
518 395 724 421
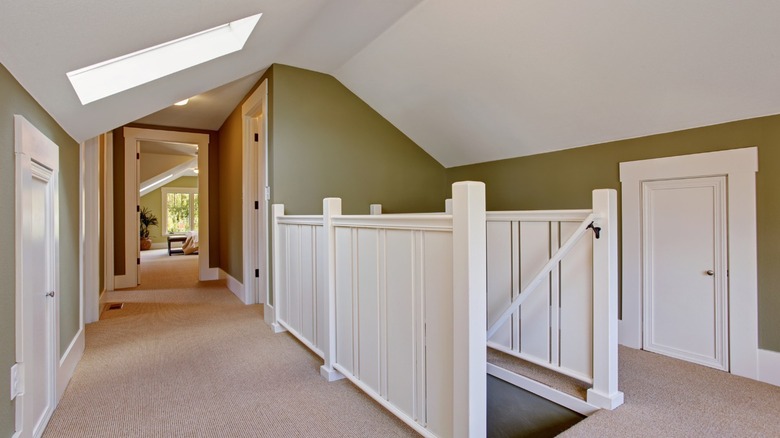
705 270 714 276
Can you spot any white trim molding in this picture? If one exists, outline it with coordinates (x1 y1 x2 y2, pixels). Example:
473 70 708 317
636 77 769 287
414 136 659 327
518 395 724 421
220 269 245 302
758 349 780 387
122 128 218 284
57 328 85 402
242 79 269 306
620 147 759 380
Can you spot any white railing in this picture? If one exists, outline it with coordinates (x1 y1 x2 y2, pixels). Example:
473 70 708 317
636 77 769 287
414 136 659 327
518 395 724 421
271 207 326 356
485 190 623 409
270 184 621 437
271 182 487 438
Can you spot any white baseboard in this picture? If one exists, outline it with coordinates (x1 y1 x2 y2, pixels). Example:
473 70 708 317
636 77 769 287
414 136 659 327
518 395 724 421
220 269 245 302
758 349 780 387
200 267 220 281
57 327 84 402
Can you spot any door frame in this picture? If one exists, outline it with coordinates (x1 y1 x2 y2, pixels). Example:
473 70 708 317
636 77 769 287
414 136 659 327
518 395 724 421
241 78 269 307
641 176 729 370
14 115 59 437
620 147 758 379
115 127 217 288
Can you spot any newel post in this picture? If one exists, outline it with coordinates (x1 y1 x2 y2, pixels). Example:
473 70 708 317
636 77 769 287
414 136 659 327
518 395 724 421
320 198 344 382
587 189 624 409
452 182 487 437
268 204 287 333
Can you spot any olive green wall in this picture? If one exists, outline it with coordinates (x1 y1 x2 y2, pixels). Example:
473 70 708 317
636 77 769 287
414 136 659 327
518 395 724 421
217 64 447 282
447 114 780 353
0 63 81 436
140 176 198 244
218 89 250 281
270 64 447 215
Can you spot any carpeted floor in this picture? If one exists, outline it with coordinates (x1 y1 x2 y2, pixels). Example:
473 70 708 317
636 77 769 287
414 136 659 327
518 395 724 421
489 345 780 437
43 250 417 437
44 249 780 437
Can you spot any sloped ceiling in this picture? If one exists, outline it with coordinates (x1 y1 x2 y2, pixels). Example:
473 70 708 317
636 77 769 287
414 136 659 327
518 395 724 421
0 0 420 141
3 1 780 167
336 0 780 167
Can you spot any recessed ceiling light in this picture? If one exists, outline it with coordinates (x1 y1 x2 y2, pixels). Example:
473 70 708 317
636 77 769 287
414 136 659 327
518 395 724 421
175 99 189 106
67 13 262 105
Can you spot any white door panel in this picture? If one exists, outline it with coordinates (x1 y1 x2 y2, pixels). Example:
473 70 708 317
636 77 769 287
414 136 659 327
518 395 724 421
642 176 728 370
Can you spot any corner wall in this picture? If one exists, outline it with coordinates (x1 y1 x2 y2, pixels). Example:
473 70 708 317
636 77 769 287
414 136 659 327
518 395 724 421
217 64 447 282
447 113 780 353
0 63 80 436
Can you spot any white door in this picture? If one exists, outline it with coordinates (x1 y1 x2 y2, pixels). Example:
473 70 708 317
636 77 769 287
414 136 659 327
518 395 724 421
642 176 728 370
15 115 58 438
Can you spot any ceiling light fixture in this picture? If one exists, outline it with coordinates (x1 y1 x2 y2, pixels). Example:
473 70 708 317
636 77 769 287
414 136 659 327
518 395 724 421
67 13 262 105
174 99 189 106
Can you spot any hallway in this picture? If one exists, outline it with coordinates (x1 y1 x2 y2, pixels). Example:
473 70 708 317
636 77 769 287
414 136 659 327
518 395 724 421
43 250 416 437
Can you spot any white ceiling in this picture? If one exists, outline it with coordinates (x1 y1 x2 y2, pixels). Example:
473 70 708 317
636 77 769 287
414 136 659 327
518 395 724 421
4 1 780 167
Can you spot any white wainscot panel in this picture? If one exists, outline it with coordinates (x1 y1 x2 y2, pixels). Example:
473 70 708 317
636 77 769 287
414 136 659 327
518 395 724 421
299 225 316 345
487 221 512 349
335 227 355 374
357 228 381 393
315 226 327 352
559 222 594 379
423 231 454 437
384 230 416 418
519 221 551 362
288 225 302 332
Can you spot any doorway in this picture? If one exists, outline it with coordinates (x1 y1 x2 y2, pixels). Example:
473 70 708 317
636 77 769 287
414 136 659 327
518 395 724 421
620 147 758 378
241 79 269 308
14 115 59 437
641 176 728 370
114 128 216 290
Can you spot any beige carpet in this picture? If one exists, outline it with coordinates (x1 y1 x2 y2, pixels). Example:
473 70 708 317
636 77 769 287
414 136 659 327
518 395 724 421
43 250 417 437
489 345 780 437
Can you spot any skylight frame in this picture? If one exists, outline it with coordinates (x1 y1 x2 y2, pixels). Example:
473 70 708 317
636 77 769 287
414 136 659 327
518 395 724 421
67 13 262 105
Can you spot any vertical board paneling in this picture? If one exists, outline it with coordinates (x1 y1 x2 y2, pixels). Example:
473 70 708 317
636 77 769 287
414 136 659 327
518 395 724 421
300 225 315 343
487 221 512 348
384 230 416 418
519 221 551 362
423 231 454 438
288 225 301 331
560 221 594 378
357 229 381 392
335 227 354 374
278 225 289 324
316 226 327 352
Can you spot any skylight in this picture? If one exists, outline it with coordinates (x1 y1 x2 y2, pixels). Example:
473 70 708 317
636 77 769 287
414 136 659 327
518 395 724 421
67 13 262 105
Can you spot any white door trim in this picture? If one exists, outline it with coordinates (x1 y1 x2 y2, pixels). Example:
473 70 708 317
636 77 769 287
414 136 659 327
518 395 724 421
121 128 218 283
104 132 115 293
241 79 269 306
14 115 59 437
620 147 759 379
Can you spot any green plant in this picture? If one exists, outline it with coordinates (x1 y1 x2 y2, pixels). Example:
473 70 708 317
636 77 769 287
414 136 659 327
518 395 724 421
140 207 159 239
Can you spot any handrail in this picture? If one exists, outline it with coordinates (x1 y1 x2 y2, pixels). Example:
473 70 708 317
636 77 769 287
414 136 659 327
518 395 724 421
486 209 592 222
277 215 324 226
486 213 597 339
331 214 453 231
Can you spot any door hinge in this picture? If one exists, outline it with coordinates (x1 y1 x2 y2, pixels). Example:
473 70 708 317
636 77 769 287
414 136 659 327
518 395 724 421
254 201 259 210
255 269 260 278
265 186 271 200
10 363 22 400
137 205 140 212
254 133 259 142
137 152 140 160
137 258 141 265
